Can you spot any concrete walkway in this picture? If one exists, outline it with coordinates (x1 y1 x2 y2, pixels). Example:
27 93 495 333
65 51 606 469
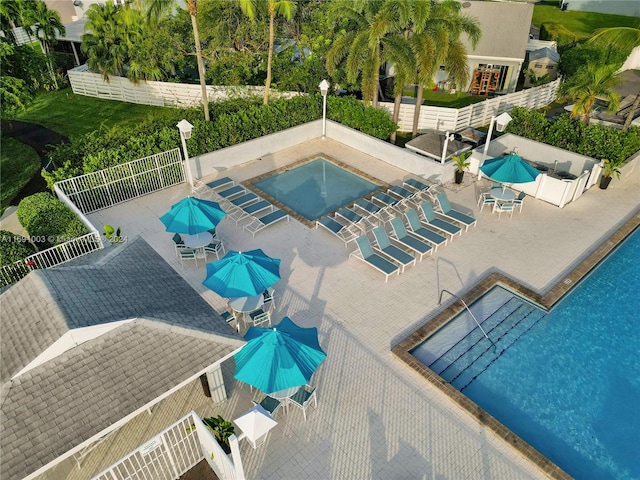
76 137 639 480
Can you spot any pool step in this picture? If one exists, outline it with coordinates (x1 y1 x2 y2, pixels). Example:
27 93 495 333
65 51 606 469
431 298 546 390
429 297 521 373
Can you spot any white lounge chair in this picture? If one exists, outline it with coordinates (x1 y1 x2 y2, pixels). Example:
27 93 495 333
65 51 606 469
388 216 432 261
418 201 462 240
404 209 448 251
434 192 477 231
316 216 358 247
349 235 399 282
371 227 416 272
244 209 289 238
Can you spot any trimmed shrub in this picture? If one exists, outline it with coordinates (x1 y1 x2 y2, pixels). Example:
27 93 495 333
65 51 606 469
16 193 89 249
0 230 36 266
44 95 397 186
505 107 640 163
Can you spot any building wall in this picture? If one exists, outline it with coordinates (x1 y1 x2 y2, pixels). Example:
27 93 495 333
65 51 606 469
525 58 559 86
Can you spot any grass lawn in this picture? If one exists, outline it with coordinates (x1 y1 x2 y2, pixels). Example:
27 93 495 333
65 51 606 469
533 2 639 41
15 88 180 139
1 136 41 213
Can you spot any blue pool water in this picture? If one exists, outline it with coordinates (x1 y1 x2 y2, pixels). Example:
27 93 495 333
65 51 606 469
252 158 380 221
414 230 640 479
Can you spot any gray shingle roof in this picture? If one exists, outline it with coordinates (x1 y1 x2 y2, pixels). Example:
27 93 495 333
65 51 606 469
459 1 533 60
0 238 244 479
528 47 560 63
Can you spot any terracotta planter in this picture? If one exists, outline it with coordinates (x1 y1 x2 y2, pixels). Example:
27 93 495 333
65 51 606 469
599 176 612 190
454 170 465 184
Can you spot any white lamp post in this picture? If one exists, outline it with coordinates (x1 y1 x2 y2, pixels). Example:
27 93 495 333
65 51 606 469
177 119 194 187
441 131 455 164
482 112 512 156
319 79 330 139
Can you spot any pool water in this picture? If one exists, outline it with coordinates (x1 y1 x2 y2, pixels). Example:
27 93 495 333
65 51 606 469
414 230 640 479
252 158 380 221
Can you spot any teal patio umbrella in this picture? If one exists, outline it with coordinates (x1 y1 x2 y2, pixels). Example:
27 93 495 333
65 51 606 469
480 153 540 185
234 317 327 394
159 196 226 235
203 249 281 298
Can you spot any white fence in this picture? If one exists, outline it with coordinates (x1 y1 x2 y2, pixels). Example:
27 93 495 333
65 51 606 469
0 26 33 45
91 412 241 480
68 65 300 107
55 149 185 214
0 232 103 287
379 79 561 132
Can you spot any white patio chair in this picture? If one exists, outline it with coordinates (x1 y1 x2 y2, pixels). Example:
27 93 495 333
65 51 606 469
288 386 317 421
493 200 515 219
204 240 225 260
513 191 526 212
176 245 198 267
477 192 496 212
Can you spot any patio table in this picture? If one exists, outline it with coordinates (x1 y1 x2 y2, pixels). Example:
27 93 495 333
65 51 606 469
183 232 213 258
490 187 516 201
229 294 265 329
269 386 300 413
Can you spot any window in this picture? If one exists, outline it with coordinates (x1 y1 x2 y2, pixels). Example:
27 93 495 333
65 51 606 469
546 65 555 70
534 63 543 68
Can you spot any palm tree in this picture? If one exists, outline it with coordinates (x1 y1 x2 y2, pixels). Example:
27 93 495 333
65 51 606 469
326 0 404 108
239 0 296 105
559 64 622 124
588 26 640 132
82 3 129 80
410 0 480 136
26 0 65 89
145 0 210 121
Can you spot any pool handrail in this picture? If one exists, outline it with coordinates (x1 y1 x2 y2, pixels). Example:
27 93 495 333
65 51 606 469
438 289 496 351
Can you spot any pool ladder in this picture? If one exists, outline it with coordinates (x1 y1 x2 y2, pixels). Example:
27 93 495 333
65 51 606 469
439 289 497 352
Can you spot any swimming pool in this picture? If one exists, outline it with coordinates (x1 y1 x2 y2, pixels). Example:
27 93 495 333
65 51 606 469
251 158 381 221
412 229 640 479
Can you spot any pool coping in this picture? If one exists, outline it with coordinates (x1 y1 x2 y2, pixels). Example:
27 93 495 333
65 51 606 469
242 153 390 228
391 211 640 480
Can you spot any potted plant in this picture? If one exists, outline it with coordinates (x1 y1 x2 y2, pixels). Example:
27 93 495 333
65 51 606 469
599 158 624 189
452 151 472 184
202 416 235 454
103 225 123 244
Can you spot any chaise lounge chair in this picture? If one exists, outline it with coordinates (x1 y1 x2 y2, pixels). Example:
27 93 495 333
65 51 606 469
404 209 448 252
231 192 259 208
371 192 401 209
206 177 235 191
353 198 395 223
388 217 432 261
387 185 416 201
244 209 289 238
217 185 246 199
350 235 399 282
403 178 436 200
434 192 477 231
315 216 358 247
418 201 462 240
335 208 376 231
371 227 416 272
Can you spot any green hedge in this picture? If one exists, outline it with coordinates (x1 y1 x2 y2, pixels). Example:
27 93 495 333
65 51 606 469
0 230 37 267
16 193 89 249
505 107 640 162
44 95 397 187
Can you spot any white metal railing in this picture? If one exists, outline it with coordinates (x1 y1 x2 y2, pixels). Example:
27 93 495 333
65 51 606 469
55 149 184 214
0 232 103 287
379 79 561 132
91 412 240 480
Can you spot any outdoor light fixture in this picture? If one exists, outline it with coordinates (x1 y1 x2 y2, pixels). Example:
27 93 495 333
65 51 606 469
441 131 456 164
177 119 194 187
483 112 512 156
319 79 330 138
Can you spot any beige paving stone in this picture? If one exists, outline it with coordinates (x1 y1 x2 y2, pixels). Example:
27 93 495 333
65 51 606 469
81 138 640 480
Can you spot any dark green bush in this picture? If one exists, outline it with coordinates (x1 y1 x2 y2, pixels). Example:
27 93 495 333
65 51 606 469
0 230 37 266
44 95 397 186
16 193 89 249
505 107 640 162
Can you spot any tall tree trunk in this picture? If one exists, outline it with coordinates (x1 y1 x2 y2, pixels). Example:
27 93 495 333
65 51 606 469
41 40 58 90
622 91 640 133
412 84 424 137
264 8 275 105
390 93 401 143
189 5 210 121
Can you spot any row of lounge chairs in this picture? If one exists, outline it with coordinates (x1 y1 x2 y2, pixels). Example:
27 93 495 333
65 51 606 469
194 177 289 237
317 183 478 281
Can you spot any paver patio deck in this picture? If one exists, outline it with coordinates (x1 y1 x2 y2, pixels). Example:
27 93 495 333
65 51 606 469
84 137 639 480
